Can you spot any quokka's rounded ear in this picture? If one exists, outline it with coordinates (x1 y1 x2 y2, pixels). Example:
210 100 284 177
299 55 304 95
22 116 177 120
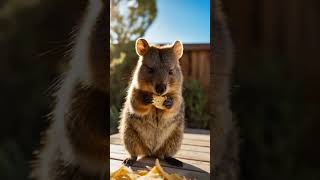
136 38 150 56
173 40 183 59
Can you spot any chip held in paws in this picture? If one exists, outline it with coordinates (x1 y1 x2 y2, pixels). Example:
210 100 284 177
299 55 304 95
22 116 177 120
152 95 167 109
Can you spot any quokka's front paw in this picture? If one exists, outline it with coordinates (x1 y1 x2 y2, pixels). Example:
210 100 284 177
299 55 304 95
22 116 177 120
142 93 153 104
122 157 137 167
163 96 173 109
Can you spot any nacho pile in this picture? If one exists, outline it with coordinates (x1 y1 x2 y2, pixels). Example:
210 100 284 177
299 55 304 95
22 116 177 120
111 159 187 180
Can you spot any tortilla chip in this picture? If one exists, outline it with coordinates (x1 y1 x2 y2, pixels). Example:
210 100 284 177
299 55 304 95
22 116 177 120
152 95 167 109
110 159 187 180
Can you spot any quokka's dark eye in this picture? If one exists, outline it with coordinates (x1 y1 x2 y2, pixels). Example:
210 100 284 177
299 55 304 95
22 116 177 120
148 68 154 74
169 69 173 75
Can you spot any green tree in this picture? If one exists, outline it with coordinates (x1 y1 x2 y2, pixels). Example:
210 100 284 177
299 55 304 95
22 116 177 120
110 0 157 45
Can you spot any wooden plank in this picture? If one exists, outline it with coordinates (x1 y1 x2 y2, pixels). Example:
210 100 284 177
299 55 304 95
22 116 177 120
110 152 210 172
191 51 198 79
184 128 210 134
110 139 210 153
180 51 190 79
198 51 205 89
111 132 210 142
110 133 210 143
182 44 210 51
187 51 192 78
110 136 209 147
203 52 211 95
110 144 209 162
110 159 210 180
196 51 201 81
184 132 210 141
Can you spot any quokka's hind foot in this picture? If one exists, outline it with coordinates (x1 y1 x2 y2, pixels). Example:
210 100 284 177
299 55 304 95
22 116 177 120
164 156 183 167
122 156 137 167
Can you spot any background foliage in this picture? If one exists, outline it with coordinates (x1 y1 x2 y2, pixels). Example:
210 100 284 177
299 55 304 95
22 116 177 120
183 80 210 129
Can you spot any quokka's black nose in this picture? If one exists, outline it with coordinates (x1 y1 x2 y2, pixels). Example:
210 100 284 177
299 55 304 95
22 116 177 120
155 84 166 94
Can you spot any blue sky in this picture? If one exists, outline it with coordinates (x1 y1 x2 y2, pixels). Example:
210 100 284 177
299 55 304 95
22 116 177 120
144 0 210 44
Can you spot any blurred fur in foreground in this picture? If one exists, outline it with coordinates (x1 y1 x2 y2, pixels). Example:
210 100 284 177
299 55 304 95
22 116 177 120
30 0 107 179
212 0 240 179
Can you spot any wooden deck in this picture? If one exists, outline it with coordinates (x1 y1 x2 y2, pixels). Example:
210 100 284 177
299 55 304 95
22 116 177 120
110 129 210 179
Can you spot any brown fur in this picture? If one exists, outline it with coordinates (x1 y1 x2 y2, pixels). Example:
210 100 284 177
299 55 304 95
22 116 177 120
119 39 185 160
212 0 240 179
30 1 107 179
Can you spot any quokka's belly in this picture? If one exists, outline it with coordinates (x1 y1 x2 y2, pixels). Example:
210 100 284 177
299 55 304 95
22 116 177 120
135 119 177 155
